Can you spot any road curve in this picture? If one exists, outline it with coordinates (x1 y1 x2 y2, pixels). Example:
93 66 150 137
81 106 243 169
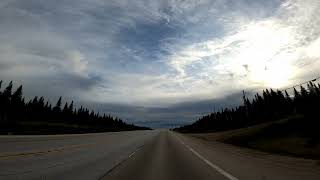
1 130 320 180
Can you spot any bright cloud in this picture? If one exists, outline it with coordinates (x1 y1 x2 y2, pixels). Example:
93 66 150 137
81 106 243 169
0 0 319 126
166 0 320 96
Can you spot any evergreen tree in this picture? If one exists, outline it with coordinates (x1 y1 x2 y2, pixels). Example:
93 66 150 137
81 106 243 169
69 101 74 113
0 79 150 134
3 81 13 98
63 102 69 113
53 97 62 113
177 82 320 136
300 85 308 97
285 90 291 102
12 85 23 102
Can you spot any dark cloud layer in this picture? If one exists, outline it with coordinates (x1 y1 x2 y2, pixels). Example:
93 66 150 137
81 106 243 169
0 0 320 128
89 92 243 128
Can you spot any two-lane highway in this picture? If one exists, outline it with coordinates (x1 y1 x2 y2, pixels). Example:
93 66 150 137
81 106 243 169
1 130 320 180
104 130 230 180
104 131 320 180
0 130 158 180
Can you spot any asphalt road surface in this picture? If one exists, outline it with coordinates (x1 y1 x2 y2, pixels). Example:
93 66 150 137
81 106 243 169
1 130 320 180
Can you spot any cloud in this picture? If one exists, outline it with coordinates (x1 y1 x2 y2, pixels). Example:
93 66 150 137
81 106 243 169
0 0 319 127
163 0 320 93
90 91 243 128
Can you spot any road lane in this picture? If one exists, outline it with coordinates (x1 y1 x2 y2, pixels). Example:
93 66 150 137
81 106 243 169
175 134 238 180
104 130 232 180
105 130 320 180
1 130 320 180
0 130 158 180
178 132 320 180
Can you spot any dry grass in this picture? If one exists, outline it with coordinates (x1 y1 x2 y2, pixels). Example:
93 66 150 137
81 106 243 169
189 117 320 160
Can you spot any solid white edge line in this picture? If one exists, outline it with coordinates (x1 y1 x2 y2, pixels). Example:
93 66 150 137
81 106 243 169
175 133 239 180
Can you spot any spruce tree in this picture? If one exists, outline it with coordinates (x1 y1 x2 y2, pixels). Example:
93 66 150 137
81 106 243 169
63 102 69 113
12 85 23 102
53 97 62 113
3 81 13 98
68 101 74 113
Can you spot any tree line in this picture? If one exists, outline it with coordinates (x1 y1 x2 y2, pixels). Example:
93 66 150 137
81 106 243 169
175 81 320 140
0 80 150 134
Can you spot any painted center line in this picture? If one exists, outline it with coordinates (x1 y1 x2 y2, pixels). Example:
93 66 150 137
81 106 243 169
175 133 239 180
98 144 144 180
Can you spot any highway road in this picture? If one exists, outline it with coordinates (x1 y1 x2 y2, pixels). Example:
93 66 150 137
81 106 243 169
1 130 320 180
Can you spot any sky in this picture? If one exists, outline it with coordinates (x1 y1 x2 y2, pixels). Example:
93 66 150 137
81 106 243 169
0 0 320 128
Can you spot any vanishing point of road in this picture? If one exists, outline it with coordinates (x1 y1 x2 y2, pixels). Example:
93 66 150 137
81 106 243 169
0 130 319 180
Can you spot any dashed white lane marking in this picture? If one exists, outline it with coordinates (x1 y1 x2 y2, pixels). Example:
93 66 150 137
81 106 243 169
129 147 141 158
175 134 239 180
98 145 144 180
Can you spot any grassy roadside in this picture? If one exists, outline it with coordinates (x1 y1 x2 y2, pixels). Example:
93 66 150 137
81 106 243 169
188 116 320 160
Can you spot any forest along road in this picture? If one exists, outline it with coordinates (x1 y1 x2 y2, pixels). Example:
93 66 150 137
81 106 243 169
1 130 320 180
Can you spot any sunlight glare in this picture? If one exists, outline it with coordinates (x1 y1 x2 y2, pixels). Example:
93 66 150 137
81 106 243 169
233 21 296 88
